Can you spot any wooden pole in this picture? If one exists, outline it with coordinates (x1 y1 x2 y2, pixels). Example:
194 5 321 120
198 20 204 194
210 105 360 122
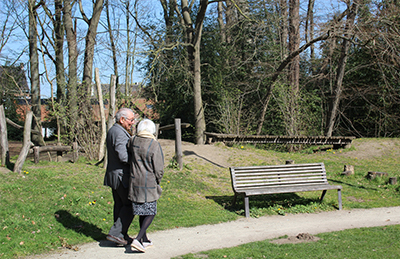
175 118 183 170
73 142 79 163
56 142 62 162
155 124 159 140
33 146 40 164
95 68 107 161
14 111 33 174
0 105 10 167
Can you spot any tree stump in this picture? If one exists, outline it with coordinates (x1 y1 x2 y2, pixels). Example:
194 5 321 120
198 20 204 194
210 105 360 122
367 171 388 180
342 165 354 176
389 177 397 185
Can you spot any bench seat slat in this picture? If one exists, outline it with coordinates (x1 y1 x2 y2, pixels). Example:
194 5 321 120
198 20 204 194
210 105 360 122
233 168 324 174
235 175 327 182
234 171 325 177
238 184 342 195
235 179 328 187
236 184 341 195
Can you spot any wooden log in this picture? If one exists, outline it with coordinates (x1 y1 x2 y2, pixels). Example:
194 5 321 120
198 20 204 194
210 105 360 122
14 111 33 174
31 145 73 164
31 146 72 152
175 118 183 170
5 118 41 135
0 105 10 167
367 171 388 179
159 123 191 132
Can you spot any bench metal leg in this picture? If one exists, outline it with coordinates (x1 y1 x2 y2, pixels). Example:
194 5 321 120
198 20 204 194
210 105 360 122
320 190 327 202
244 196 250 218
338 189 342 210
232 193 237 206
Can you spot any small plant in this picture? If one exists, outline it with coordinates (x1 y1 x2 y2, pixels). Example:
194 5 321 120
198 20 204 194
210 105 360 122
167 156 180 169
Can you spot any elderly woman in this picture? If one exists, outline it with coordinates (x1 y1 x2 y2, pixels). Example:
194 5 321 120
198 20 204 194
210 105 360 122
127 119 164 253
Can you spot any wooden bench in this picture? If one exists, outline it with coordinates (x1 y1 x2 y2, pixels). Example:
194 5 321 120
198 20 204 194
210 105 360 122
230 163 342 217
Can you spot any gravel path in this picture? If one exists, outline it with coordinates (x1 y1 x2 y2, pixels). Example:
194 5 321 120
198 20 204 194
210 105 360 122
30 206 400 259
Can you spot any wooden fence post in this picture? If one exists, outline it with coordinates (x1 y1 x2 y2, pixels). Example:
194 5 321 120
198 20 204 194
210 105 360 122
73 142 79 163
0 105 10 167
33 146 40 164
175 118 183 170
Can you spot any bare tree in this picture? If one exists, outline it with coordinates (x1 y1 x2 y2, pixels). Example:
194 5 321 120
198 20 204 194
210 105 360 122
157 0 208 144
79 0 104 95
305 0 315 61
105 0 119 91
326 1 358 137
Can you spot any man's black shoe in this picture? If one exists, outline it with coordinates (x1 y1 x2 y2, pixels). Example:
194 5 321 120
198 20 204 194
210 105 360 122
106 234 128 246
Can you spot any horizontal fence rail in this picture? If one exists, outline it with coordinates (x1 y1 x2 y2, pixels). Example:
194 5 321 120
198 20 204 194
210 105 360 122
205 132 355 149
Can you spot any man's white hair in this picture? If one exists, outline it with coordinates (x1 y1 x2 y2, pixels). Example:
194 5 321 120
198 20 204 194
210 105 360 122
115 108 134 122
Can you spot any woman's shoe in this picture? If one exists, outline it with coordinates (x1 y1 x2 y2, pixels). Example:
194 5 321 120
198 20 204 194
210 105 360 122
142 240 153 248
131 239 146 253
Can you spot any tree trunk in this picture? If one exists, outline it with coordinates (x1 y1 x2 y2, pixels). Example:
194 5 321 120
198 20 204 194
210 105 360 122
54 0 65 102
326 2 358 137
305 0 315 61
217 2 226 42
105 0 119 94
28 0 44 146
103 74 116 169
181 0 208 144
280 0 288 59
63 0 79 136
14 111 33 174
124 0 130 96
95 68 107 161
0 105 9 167
288 0 300 137
193 33 206 144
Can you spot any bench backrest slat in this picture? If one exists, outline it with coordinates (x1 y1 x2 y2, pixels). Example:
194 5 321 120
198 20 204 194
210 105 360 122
230 163 329 192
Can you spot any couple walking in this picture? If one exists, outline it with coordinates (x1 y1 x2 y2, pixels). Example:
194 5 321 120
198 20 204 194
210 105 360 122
103 108 164 253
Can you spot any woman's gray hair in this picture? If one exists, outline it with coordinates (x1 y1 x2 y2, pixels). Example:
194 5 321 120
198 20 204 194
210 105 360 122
137 119 156 135
115 108 134 122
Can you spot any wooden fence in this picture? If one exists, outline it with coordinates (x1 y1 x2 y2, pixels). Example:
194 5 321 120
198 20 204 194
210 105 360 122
30 142 80 163
204 132 355 149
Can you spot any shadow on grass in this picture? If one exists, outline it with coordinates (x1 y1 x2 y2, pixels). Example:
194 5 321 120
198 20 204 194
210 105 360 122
329 179 379 191
183 150 226 168
206 193 323 216
55 210 107 242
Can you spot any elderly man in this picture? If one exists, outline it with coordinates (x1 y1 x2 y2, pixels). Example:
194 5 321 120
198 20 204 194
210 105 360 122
104 108 136 246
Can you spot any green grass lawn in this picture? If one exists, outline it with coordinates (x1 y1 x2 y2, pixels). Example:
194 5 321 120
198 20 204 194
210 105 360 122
174 225 400 259
1 138 400 258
